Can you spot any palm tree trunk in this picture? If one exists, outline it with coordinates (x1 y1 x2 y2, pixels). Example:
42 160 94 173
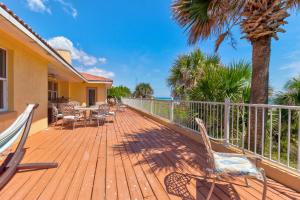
249 37 271 152
250 37 270 104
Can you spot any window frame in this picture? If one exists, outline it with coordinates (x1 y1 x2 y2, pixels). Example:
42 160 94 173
0 48 8 112
48 80 58 101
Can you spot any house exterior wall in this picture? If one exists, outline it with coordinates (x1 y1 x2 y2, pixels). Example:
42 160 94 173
0 29 48 134
0 30 110 135
58 80 70 98
68 82 107 104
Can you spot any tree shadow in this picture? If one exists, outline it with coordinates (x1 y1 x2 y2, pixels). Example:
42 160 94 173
164 172 241 200
112 122 300 199
113 127 209 173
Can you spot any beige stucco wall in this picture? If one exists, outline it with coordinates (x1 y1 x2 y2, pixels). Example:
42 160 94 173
68 82 107 105
58 80 70 98
0 29 48 134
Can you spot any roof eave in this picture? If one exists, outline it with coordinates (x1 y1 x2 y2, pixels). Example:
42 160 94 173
0 5 89 83
87 81 113 84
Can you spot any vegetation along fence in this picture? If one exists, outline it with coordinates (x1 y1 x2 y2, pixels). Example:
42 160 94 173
122 98 300 173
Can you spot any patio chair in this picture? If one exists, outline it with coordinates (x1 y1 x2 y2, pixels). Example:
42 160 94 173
104 103 117 121
61 104 81 130
0 104 58 189
116 100 126 112
90 104 107 126
52 104 63 126
195 118 267 200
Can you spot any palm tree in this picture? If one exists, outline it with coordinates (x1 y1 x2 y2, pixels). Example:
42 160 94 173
167 49 220 99
172 0 299 105
188 60 251 102
275 76 300 105
133 83 154 98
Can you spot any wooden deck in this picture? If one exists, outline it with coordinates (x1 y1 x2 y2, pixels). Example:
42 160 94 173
1 108 300 200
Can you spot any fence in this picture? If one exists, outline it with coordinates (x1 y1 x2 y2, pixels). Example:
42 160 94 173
122 98 300 173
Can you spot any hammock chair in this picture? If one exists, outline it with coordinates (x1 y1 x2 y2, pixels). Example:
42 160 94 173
0 104 58 189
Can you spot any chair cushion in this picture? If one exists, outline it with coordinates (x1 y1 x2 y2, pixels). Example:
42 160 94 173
57 114 63 118
213 152 262 180
93 114 106 119
63 115 78 120
107 111 115 116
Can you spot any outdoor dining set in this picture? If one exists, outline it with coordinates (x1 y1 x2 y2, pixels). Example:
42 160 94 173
51 101 125 129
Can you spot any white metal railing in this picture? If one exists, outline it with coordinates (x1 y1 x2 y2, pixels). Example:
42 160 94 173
122 98 300 173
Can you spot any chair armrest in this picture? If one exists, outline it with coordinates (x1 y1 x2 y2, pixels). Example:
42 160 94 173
208 136 240 142
208 137 226 142
243 154 262 167
244 154 262 162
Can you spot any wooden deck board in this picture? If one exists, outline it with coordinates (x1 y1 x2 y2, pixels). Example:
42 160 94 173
1 108 300 200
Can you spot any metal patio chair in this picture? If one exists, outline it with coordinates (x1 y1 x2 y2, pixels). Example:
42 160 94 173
195 118 267 200
61 104 81 130
0 104 58 189
90 104 107 127
116 100 126 112
52 104 63 126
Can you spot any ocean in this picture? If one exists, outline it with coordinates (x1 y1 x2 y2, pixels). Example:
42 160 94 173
155 97 173 101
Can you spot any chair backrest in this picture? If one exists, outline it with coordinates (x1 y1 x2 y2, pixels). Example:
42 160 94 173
0 104 37 154
97 104 109 115
68 101 80 107
195 118 215 169
52 105 59 116
61 104 75 116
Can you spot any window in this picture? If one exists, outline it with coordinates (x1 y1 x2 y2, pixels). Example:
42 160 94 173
48 80 58 101
0 48 7 112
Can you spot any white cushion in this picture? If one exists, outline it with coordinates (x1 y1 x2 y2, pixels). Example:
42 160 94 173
93 114 106 119
63 115 78 120
107 111 115 116
213 152 262 180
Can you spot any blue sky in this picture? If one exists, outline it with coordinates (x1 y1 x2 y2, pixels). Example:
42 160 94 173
2 0 300 97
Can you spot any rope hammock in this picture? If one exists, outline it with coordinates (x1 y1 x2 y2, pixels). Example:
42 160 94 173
0 104 58 189
0 104 34 154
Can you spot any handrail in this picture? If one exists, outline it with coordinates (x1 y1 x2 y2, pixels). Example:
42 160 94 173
122 98 300 173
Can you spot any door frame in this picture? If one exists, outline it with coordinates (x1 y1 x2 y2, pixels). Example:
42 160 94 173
86 87 97 106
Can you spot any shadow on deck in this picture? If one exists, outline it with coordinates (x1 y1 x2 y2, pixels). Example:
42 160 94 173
0 108 299 200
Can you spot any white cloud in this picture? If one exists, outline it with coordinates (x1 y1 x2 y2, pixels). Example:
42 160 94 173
26 0 51 13
280 61 300 77
98 57 107 64
47 36 107 67
84 67 115 78
55 0 77 18
26 0 77 18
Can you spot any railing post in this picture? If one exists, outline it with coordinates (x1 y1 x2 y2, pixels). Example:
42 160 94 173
151 99 154 114
170 100 174 122
224 98 230 145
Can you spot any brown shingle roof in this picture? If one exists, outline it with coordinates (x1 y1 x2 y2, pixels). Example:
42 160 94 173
80 72 113 83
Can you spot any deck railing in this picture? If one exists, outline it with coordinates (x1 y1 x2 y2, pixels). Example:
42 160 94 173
122 98 300 173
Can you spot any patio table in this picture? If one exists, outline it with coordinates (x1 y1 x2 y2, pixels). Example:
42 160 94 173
75 106 99 124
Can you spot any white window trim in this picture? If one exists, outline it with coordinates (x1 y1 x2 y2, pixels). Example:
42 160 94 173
48 81 58 101
0 47 8 112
